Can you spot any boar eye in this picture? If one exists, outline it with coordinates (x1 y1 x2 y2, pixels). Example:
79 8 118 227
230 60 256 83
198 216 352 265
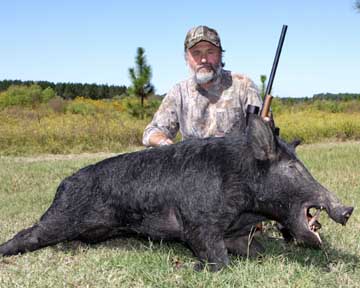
288 161 296 168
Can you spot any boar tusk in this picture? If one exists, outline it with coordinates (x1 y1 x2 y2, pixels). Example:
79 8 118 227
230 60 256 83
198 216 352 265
308 209 321 228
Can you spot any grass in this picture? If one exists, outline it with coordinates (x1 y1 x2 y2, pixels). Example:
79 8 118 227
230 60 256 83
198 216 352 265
0 142 360 287
0 106 148 155
276 111 360 143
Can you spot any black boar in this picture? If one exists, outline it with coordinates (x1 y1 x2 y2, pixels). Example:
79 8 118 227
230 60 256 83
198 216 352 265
0 115 354 271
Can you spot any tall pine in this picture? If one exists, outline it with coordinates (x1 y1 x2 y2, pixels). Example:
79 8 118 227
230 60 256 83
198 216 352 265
128 47 154 118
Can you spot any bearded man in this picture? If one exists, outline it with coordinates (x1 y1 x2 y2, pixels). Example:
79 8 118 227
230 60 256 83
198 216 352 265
143 25 263 147
142 25 265 256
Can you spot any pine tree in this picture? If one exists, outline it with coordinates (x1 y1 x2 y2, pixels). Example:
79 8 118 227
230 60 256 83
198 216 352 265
128 47 154 117
356 0 360 11
260 75 267 101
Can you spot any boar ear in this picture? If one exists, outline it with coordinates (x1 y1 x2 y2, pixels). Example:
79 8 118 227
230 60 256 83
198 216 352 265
247 115 277 161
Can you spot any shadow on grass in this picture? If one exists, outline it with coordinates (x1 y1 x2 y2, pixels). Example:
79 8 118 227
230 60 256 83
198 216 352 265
52 235 193 257
50 232 359 273
258 235 359 272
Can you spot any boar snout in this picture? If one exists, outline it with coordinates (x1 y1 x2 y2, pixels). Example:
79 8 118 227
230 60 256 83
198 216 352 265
328 205 354 226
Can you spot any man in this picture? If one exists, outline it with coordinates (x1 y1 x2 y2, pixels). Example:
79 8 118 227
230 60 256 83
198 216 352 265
142 25 265 258
143 25 263 147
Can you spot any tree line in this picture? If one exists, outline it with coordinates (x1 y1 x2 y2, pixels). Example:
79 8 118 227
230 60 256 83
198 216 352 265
279 93 360 103
0 80 127 100
313 93 360 101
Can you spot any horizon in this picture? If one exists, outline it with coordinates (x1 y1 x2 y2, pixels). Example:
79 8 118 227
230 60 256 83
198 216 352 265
2 79 360 100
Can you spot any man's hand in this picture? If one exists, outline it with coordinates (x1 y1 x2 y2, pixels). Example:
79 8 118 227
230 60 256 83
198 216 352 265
158 138 174 146
148 131 174 147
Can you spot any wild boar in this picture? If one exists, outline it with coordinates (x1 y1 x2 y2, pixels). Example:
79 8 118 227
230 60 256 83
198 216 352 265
0 115 353 271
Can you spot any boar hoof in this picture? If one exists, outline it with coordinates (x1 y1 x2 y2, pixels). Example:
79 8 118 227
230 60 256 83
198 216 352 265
194 261 205 272
276 223 294 242
193 261 225 272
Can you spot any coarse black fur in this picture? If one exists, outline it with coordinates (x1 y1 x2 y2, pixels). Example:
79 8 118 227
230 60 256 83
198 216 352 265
0 115 353 271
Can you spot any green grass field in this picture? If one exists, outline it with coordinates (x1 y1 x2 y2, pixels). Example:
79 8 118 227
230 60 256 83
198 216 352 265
0 142 360 287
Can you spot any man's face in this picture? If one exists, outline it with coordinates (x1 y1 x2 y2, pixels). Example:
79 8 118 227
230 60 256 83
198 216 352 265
186 41 222 84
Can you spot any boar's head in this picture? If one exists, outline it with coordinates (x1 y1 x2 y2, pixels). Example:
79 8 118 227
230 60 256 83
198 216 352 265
246 115 354 248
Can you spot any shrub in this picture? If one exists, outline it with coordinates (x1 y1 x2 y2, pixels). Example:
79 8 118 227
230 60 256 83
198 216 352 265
122 96 161 119
65 97 97 115
0 95 359 156
313 100 344 113
65 97 124 116
0 84 56 108
276 111 360 143
48 96 67 113
0 110 148 155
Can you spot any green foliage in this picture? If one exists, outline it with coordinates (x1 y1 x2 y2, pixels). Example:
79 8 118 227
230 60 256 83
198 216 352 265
0 89 360 155
297 92 360 101
128 47 155 116
313 100 344 113
0 108 147 155
0 84 56 108
42 87 56 102
122 96 161 119
48 96 67 113
65 98 97 115
0 80 127 100
355 0 360 11
276 111 360 143
271 97 360 114
260 75 267 100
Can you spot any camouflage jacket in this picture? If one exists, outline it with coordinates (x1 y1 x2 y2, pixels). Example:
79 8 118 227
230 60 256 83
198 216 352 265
142 69 262 146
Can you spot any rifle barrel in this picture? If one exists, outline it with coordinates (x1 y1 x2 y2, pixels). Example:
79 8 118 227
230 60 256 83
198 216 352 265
265 25 288 97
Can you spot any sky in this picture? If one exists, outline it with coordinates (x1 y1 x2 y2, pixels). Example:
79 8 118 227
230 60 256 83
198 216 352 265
1 0 359 98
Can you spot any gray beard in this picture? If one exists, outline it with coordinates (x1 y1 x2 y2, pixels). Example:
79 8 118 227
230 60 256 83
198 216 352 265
189 63 222 85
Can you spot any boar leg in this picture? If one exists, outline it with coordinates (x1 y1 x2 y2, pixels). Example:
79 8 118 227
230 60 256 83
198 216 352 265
186 226 229 272
0 220 79 256
223 213 266 258
225 213 267 238
0 207 113 256
225 235 264 257
276 223 294 242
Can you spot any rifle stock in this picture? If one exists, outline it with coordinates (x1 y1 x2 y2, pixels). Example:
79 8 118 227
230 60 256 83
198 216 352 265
260 95 273 118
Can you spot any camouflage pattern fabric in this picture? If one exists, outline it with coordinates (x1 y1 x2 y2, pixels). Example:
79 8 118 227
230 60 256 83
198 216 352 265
142 69 262 146
184 25 222 51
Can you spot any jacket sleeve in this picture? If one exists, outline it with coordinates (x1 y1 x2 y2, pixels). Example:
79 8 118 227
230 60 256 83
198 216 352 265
243 78 262 113
142 85 180 146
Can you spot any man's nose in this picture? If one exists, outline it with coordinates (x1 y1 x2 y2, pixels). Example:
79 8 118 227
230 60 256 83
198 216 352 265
201 57 207 63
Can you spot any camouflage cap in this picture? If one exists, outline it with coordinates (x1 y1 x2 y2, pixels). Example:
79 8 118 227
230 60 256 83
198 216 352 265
184 25 223 51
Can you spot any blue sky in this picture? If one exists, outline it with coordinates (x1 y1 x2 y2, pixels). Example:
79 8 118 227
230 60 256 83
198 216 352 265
1 0 359 98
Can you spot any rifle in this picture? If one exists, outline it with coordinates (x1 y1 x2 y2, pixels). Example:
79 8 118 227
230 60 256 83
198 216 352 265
260 25 288 119
246 25 288 132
